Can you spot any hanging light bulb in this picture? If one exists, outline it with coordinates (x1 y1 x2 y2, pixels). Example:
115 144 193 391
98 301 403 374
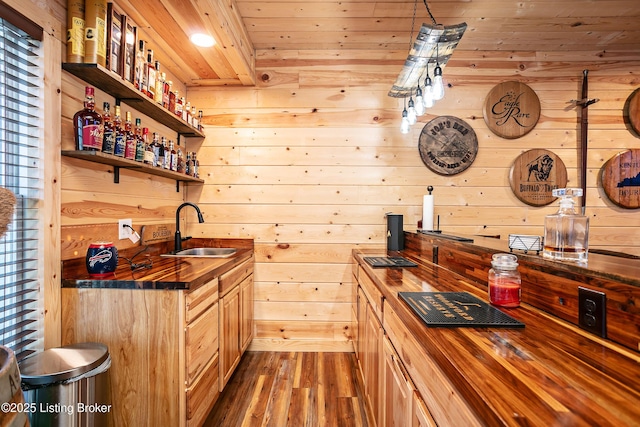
423 71 434 109
407 97 417 125
432 41 445 100
400 98 410 134
414 86 425 116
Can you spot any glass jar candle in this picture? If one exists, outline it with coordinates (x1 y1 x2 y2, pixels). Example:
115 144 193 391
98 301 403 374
488 253 521 307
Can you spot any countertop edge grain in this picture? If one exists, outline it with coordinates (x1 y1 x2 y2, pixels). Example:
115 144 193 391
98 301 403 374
352 248 640 427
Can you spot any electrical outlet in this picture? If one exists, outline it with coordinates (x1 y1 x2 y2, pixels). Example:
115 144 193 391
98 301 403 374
118 219 132 240
578 287 606 338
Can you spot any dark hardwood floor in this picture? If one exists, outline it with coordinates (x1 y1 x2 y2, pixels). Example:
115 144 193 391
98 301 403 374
204 352 371 427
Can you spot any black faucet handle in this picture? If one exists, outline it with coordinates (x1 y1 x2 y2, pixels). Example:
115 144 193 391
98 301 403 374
181 236 192 242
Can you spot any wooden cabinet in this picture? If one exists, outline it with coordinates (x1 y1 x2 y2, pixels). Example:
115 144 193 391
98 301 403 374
61 277 221 427
218 256 254 390
382 335 414 427
413 392 437 427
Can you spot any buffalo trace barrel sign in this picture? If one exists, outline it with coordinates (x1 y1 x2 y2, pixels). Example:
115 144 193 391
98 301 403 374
602 148 640 209
418 116 478 175
509 149 567 206
483 81 541 139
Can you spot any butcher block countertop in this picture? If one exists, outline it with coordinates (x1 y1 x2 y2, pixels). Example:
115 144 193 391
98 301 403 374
62 238 253 290
353 235 640 426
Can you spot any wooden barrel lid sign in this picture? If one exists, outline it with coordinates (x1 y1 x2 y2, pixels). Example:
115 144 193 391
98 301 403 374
602 149 640 209
418 116 478 175
626 89 640 136
483 81 541 139
509 149 567 206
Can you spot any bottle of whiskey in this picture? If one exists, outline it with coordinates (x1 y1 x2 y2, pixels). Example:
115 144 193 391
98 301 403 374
168 140 177 171
134 118 145 162
163 78 171 109
198 110 204 131
101 102 115 154
191 151 199 178
169 87 176 113
185 151 191 176
73 86 104 151
157 136 167 168
143 128 154 165
124 111 136 160
176 144 185 173
146 49 156 100
135 39 147 94
154 64 164 105
174 93 183 118
112 105 125 157
151 132 160 167
191 106 198 130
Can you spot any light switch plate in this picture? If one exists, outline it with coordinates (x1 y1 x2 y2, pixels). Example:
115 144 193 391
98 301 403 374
118 219 132 240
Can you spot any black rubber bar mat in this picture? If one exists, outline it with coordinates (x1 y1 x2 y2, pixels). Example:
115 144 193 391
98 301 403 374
398 292 525 328
363 256 418 268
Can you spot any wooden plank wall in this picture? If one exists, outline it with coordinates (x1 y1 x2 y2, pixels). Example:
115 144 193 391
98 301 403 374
185 48 640 351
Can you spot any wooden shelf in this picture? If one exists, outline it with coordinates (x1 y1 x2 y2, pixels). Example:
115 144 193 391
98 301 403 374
62 150 204 190
62 63 205 138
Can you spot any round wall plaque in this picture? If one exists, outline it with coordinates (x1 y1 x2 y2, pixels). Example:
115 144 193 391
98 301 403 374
509 149 567 206
418 116 478 176
626 89 640 136
483 81 541 139
602 148 640 209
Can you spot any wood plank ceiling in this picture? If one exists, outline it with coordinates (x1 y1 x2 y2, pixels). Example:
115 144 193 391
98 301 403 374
120 0 640 87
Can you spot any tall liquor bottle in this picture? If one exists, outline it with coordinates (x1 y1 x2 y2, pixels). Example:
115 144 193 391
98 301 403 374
176 144 185 173
74 86 104 151
185 151 192 176
168 140 177 171
151 132 160 167
134 118 145 162
112 105 125 157
146 49 156 100
101 102 115 154
161 137 170 169
162 77 171 109
157 136 166 168
135 39 147 93
143 128 154 165
154 64 164 105
191 151 199 178
123 111 136 160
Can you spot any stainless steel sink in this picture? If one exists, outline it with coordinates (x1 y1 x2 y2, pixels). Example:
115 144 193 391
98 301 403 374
163 247 237 258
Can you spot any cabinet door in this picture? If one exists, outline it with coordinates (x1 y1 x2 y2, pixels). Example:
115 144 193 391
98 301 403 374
219 285 241 390
185 300 219 385
356 287 367 367
413 391 437 427
240 273 254 352
364 300 383 426
383 335 414 427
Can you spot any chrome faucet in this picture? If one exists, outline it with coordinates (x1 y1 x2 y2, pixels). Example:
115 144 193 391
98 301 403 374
174 202 205 253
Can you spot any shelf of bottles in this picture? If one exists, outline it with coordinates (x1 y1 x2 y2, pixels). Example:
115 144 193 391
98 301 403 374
63 62 204 138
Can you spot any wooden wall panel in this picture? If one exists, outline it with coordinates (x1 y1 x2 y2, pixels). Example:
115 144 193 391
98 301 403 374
186 48 640 350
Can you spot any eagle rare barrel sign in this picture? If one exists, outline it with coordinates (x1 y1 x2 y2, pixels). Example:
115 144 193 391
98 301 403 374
483 81 541 139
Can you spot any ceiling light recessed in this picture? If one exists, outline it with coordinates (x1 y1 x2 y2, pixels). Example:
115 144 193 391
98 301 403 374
190 33 216 48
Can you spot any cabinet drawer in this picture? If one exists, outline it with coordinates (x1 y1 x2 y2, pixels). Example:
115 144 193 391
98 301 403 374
186 301 219 385
186 278 219 323
219 256 254 297
186 352 219 427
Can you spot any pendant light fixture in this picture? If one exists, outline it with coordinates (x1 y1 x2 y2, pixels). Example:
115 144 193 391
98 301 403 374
388 0 467 133
400 98 411 134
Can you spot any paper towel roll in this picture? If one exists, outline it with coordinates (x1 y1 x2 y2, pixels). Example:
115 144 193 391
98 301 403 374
422 194 434 231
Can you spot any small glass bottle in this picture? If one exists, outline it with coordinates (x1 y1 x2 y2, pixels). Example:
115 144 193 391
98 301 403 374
543 188 589 262
488 253 521 308
73 86 103 151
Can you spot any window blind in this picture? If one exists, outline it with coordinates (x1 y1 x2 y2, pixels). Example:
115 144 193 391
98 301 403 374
0 15 43 361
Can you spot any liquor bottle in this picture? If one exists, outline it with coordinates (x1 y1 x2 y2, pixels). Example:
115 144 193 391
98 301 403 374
543 188 589 262
163 78 171 109
101 102 114 154
169 140 178 171
154 63 164 105
157 136 166 168
191 106 198 129
185 151 191 176
134 118 145 162
135 39 147 93
176 144 185 173
174 93 183 118
183 100 190 122
163 137 171 169
123 111 136 160
168 88 176 114
198 110 203 131
191 151 199 178
112 105 125 157
142 128 154 165
151 132 160 166
146 49 156 100
74 86 104 151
